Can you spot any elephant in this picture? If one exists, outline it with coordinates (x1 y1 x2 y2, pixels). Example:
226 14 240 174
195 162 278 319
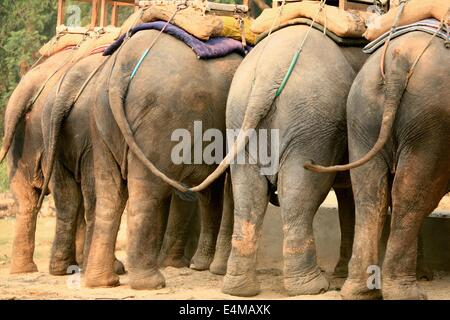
0 48 85 274
38 52 125 274
39 51 202 274
305 31 449 299
83 29 243 290
162 25 370 296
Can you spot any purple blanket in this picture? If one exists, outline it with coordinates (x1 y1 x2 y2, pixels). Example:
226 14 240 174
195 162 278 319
104 21 250 59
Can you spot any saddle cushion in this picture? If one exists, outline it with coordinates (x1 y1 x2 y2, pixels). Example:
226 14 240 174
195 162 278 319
250 1 374 38
364 0 449 41
39 33 86 57
215 16 256 46
141 4 223 41
363 19 449 54
104 21 250 59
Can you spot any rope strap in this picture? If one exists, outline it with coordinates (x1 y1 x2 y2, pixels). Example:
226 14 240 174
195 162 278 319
130 2 187 81
275 0 327 98
380 0 408 80
407 9 450 82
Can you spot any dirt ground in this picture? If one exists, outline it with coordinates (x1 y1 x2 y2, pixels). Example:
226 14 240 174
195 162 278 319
0 194 449 300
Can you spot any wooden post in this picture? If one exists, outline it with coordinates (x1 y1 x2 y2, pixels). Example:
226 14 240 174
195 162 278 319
90 0 100 29
57 0 66 27
111 2 119 26
339 0 347 10
100 0 108 27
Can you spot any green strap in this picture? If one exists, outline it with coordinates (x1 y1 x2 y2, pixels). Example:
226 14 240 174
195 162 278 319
275 48 302 98
130 48 150 80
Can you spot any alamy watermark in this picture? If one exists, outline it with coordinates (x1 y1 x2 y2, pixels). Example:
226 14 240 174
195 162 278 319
171 121 280 175
367 265 382 290
66 5 81 27
66 265 81 290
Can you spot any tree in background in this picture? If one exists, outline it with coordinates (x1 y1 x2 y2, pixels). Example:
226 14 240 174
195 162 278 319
0 0 57 133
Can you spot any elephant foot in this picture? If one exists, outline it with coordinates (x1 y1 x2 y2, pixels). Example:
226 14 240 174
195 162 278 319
209 246 230 275
222 273 260 297
190 251 213 271
49 258 77 276
416 265 433 281
330 275 346 290
10 260 38 274
209 257 227 276
160 255 190 268
284 270 329 296
114 259 126 275
340 279 382 300
382 278 427 300
129 269 166 290
85 270 120 288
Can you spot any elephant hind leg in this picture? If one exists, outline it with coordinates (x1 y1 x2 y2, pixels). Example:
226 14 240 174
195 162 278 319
222 164 269 297
84 131 127 288
75 211 86 267
190 175 224 271
158 193 195 268
48 160 82 275
9 169 39 274
382 148 449 300
210 172 234 275
416 231 433 281
341 157 390 300
125 154 172 290
278 151 333 296
332 187 355 281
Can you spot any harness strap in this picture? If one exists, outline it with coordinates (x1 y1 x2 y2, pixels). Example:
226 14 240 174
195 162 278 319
379 0 408 80
275 0 327 97
55 35 93 95
29 41 84 107
407 9 450 82
89 45 110 55
235 15 247 50
130 2 188 81
247 0 288 97
73 57 109 104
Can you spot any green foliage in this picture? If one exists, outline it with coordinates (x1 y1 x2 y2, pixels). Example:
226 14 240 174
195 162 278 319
0 160 8 193
0 0 58 134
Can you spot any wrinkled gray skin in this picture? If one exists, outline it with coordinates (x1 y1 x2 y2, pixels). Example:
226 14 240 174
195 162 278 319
40 53 125 275
84 30 242 289
215 26 368 297
332 32 449 300
1 48 127 275
0 49 87 274
40 53 200 273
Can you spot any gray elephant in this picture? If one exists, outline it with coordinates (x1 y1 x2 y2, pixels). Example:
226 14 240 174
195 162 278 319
179 25 369 296
306 31 449 300
218 26 369 297
40 52 200 273
84 30 243 290
1 45 193 276
0 49 85 274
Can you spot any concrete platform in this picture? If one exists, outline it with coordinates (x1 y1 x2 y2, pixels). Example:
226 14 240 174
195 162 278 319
256 192 450 271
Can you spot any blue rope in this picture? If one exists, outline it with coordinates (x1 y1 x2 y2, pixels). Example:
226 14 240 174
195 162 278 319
130 48 150 80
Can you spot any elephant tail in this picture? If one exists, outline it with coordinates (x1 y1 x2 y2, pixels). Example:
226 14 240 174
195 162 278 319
189 78 276 192
36 79 77 212
108 61 192 193
304 57 409 173
0 80 37 163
